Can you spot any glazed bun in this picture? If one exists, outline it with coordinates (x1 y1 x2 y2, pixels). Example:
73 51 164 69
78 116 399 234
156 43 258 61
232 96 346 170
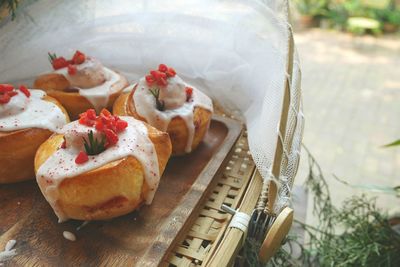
0 94 69 184
113 64 213 155
35 111 171 221
114 89 211 155
33 51 128 120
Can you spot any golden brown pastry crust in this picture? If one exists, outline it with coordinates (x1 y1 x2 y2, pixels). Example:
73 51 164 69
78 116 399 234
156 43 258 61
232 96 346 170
0 95 70 184
34 122 172 221
34 72 129 120
113 87 212 155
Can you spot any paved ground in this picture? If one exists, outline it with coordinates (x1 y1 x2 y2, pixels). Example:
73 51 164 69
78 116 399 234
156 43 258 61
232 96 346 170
293 29 400 225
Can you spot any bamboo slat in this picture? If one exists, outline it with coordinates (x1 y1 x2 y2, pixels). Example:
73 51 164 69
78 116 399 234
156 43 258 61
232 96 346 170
167 130 257 266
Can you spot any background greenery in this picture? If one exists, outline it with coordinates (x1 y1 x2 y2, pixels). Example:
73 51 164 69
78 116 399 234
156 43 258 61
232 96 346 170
0 0 18 19
293 0 400 33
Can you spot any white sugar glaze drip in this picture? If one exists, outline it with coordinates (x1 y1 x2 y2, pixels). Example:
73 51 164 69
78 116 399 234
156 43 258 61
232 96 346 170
0 89 67 132
122 83 136 94
55 58 124 113
36 117 160 222
133 75 213 153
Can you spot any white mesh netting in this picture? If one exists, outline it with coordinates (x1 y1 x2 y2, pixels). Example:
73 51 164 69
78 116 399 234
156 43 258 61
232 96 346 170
0 0 303 211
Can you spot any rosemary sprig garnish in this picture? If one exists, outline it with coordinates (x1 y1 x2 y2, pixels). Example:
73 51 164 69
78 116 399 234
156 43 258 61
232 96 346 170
83 130 106 155
148 87 165 111
48 52 57 64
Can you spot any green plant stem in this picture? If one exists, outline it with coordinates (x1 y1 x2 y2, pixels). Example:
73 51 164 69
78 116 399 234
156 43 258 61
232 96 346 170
148 87 165 111
241 144 400 267
83 130 106 155
383 139 400 148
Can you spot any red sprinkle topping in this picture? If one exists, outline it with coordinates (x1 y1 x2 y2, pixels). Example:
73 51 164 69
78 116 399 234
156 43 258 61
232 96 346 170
100 108 112 117
95 119 104 131
49 50 87 71
68 65 77 75
75 151 89 164
116 120 128 132
8 91 18 97
86 108 97 120
158 64 168 72
104 128 119 146
185 87 193 101
0 93 11 104
0 83 31 105
79 115 95 127
0 84 14 93
166 67 176 77
52 57 69 70
72 50 86 64
19 85 31 98
145 64 176 87
78 108 128 149
145 75 155 84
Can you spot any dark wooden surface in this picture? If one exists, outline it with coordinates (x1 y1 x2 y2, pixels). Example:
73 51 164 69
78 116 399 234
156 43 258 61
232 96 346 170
0 116 242 267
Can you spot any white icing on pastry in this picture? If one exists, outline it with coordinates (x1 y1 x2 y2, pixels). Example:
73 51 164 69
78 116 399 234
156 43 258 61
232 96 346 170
133 75 213 153
36 117 160 222
63 58 106 89
0 89 67 132
55 58 126 112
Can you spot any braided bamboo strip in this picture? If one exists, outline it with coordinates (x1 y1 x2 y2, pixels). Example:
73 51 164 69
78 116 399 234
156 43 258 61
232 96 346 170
168 131 255 266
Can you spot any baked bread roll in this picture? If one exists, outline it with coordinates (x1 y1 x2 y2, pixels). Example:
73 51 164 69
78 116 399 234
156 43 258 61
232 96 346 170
35 109 171 221
0 84 69 184
113 64 213 155
34 51 128 120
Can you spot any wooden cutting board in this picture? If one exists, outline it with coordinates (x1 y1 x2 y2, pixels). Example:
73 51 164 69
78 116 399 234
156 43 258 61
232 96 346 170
0 116 242 266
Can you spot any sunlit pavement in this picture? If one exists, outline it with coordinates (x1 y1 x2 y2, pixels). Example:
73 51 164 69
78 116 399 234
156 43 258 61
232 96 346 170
293 29 400 226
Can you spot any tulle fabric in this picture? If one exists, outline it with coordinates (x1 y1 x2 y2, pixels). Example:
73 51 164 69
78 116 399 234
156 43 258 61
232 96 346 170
0 0 302 210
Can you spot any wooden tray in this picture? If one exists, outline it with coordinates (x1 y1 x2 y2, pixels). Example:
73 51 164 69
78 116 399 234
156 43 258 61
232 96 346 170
0 115 242 266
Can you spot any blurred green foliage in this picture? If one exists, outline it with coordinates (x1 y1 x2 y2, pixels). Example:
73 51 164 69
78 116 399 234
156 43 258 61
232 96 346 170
294 0 400 32
0 0 18 19
294 0 330 16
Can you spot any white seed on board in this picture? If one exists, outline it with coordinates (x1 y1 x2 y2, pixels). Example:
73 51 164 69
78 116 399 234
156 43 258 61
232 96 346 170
63 231 76 242
5 240 16 251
